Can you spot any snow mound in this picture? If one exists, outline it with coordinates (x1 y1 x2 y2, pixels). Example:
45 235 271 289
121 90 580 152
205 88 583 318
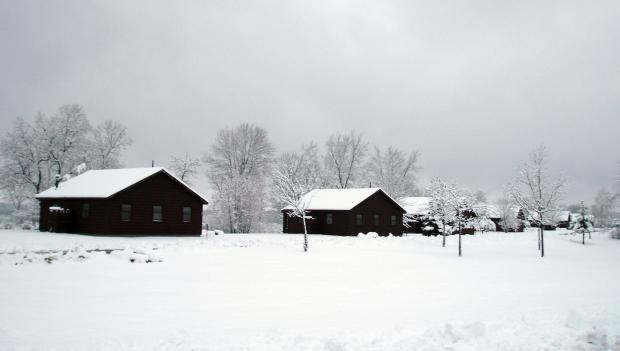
111 247 164 263
357 232 379 238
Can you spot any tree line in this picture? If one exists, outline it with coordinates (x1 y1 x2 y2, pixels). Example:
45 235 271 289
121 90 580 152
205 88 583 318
201 124 421 234
1 108 618 250
0 105 132 221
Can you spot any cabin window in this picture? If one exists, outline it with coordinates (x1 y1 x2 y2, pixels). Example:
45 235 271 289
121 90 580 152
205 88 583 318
374 215 380 225
153 205 163 222
81 203 89 219
356 214 363 225
326 213 333 225
121 204 131 221
391 215 397 226
182 207 192 222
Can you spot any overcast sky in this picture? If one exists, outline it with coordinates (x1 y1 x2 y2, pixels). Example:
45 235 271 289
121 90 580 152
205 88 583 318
1 0 618 204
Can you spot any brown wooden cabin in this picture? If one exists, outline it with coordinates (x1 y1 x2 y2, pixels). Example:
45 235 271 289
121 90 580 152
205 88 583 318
35 167 208 235
282 188 406 236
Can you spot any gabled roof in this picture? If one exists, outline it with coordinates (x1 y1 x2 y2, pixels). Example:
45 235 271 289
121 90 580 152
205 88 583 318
398 197 431 215
283 188 405 212
35 167 208 203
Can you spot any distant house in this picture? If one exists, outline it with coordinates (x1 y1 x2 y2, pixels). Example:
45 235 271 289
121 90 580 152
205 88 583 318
399 197 439 235
554 211 572 229
281 188 406 236
35 167 208 235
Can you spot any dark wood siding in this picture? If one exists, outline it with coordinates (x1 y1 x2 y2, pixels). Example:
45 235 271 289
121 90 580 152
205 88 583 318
38 171 205 235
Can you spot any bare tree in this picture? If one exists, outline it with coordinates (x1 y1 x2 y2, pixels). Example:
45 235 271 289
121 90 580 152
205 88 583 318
169 153 201 185
0 105 133 210
0 170 30 211
591 187 613 228
204 123 274 233
445 183 475 257
428 177 455 248
366 146 420 199
324 130 368 188
508 145 565 257
45 104 92 176
272 142 323 252
1 116 51 195
90 120 133 169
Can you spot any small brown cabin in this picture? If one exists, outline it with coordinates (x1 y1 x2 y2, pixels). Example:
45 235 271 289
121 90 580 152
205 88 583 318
35 167 208 235
282 188 406 236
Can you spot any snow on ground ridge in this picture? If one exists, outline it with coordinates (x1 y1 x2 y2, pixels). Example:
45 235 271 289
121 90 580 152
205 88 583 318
0 229 619 350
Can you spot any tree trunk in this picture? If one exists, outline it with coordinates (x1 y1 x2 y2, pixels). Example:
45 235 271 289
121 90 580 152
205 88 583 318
302 214 309 252
582 230 585 245
538 226 541 250
540 226 545 257
442 223 446 247
458 220 462 257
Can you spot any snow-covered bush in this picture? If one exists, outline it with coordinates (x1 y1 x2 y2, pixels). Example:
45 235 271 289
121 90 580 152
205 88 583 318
610 227 620 239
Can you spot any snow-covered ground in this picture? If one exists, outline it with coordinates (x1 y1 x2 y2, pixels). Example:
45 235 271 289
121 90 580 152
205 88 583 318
0 229 619 350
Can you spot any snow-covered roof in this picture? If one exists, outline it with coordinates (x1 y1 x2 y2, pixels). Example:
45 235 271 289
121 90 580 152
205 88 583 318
36 167 208 203
554 211 571 222
284 188 404 211
398 197 431 215
472 204 501 219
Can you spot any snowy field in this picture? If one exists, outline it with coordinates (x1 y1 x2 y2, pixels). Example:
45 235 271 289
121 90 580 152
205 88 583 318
0 229 619 351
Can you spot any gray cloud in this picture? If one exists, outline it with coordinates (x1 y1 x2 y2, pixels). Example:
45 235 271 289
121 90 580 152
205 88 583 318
1 0 619 203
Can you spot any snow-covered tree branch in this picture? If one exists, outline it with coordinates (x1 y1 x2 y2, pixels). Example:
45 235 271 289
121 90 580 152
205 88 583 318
495 194 520 232
324 130 367 188
89 120 133 169
366 146 420 199
272 142 323 251
169 153 201 185
0 105 133 213
428 177 455 248
204 123 274 233
508 145 565 257
444 183 475 257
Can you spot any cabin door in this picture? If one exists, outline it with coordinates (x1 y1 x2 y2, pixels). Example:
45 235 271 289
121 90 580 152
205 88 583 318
48 211 74 233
